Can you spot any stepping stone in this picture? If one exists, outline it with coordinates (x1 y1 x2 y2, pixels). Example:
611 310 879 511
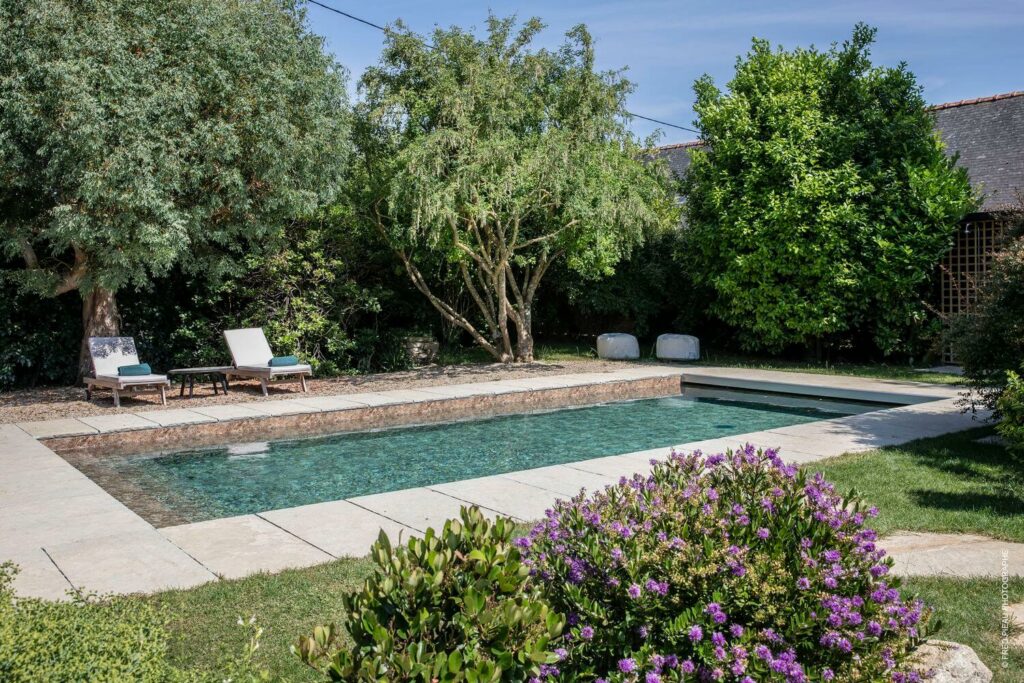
882 532 1024 578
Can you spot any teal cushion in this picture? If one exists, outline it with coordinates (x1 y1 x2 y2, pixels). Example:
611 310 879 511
269 355 299 367
117 363 151 376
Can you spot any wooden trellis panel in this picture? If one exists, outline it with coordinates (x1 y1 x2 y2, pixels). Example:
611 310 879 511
940 215 1009 362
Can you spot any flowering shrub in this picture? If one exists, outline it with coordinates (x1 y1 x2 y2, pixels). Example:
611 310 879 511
996 366 1024 452
294 507 564 681
519 446 930 682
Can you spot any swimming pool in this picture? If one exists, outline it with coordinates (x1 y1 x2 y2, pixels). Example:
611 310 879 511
106 387 884 524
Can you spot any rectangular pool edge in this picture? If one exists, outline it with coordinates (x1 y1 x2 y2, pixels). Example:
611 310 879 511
41 375 684 458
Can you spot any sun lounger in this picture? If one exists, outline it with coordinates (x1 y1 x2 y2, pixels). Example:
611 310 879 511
222 328 311 396
84 337 170 407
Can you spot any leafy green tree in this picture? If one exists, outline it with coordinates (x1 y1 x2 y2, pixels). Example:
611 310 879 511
0 0 349 374
683 24 974 355
352 16 678 362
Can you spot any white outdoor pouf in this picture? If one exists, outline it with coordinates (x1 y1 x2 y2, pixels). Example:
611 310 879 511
596 333 640 360
656 334 700 361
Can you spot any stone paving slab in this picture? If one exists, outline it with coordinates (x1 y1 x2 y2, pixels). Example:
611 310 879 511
141 409 217 427
410 382 525 398
0 465 100 507
567 452 660 478
260 500 419 557
160 515 332 579
338 391 434 407
290 395 369 412
46 529 216 594
372 389 452 404
882 532 1024 577
350 487 485 532
189 404 267 421
4 548 74 601
247 399 322 416
500 464 619 498
430 476 561 521
0 494 154 553
17 418 98 439
77 413 161 433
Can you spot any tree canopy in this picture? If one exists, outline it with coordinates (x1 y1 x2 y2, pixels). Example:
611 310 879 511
683 24 975 355
352 15 679 362
0 0 349 369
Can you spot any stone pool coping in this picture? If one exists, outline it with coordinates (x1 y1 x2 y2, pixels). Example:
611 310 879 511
0 366 986 599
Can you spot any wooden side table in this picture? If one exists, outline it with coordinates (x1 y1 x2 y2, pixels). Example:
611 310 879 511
168 366 232 398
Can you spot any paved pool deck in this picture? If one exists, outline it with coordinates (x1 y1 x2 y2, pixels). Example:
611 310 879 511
0 365 1012 600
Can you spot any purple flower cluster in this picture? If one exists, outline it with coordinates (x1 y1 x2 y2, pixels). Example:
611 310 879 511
517 445 931 682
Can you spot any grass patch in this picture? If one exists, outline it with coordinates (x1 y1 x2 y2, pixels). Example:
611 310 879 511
812 428 1024 542
902 576 1024 681
146 557 375 681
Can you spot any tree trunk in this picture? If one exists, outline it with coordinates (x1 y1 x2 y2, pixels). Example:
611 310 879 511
514 305 534 362
78 287 121 379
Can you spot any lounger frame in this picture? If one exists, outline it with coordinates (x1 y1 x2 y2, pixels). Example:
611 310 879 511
222 328 311 396
84 337 170 407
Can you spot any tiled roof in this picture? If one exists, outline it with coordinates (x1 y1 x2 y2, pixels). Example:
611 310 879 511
651 140 701 180
930 91 1024 211
652 91 1024 212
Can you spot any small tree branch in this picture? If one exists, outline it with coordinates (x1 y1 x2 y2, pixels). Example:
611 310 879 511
20 240 39 269
54 245 88 295
371 208 503 361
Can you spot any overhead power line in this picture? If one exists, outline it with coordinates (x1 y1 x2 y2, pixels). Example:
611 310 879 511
304 0 701 136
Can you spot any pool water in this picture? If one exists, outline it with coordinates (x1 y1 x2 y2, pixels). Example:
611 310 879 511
111 388 883 522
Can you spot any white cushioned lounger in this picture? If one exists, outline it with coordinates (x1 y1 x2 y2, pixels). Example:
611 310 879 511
84 336 170 407
223 327 311 396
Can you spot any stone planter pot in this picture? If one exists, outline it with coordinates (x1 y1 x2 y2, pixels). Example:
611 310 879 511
404 336 439 365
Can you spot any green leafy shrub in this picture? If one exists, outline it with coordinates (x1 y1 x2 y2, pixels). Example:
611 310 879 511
683 24 974 357
294 507 564 681
0 563 268 682
521 446 930 682
0 562 188 682
996 367 1024 452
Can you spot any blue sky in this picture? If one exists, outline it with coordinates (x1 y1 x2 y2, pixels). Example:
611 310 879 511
305 0 1024 145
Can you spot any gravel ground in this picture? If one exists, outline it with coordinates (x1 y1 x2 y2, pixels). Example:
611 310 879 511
0 359 654 424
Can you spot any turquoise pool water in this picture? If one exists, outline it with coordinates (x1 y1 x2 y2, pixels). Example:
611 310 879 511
111 388 883 523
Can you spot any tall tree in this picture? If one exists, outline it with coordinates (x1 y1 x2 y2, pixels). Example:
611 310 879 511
0 0 349 374
352 16 678 362
683 24 974 356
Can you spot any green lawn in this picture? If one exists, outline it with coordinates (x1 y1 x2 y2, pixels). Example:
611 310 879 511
901 576 1024 682
150 557 374 681
812 428 1024 542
